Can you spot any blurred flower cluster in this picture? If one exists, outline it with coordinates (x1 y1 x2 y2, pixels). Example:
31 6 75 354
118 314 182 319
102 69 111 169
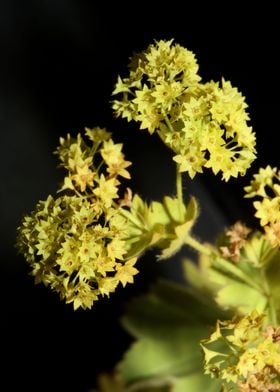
202 311 280 391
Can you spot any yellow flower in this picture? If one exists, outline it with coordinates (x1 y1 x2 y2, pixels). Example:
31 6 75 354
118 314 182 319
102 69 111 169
70 164 95 192
133 85 155 113
106 156 131 179
254 197 280 226
136 107 163 134
95 254 116 277
151 81 183 111
173 147 205 178
101 140 123 166
98 277 118 297
245 165 278 198
107 239 127 261
85 126 111 143
93 175 119 208
101 139 132 179
265 221 280 248
204 145 233 176
72 281 98 310
115 258 138 287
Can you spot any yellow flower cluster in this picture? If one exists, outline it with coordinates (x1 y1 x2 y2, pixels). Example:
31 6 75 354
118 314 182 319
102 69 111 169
16 128 138 309
201 311 280 390
245 166 280 248
112 39 256 181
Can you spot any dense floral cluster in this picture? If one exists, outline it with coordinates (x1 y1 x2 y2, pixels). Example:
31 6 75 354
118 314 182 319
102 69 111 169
16 128 138 309
201 311 280 391
112 39 256 181
245 165 280 248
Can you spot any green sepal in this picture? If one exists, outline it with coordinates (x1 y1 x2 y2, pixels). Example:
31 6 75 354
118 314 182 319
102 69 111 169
121 194 199 260
157 197 198 260
241 233 278 267
121 194 153 258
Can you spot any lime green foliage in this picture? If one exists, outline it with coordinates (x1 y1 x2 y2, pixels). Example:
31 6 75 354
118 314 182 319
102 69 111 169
201 311 280 391
96 371 172 392
185 227 280 324
245 165 280 248
112 39 256 181
16 128 139 309
117 280 223 392
121 194 198 260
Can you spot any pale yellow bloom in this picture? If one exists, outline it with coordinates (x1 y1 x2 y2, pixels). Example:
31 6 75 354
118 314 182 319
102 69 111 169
115 258 138 287
93 175 119 208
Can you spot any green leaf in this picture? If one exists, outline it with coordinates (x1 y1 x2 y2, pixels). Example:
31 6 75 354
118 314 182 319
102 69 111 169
121 280 226 340
121 194 153 258
183 234 273 317
118 280 225 391
119 332 201 382
157 221 194 260
128 194 150 229
209 256 269 315
162 196 185 223
215 281 267 314
241 233 278 267
173 373 221 392
148 200 174 227
183 253 219 295
211 256 262 291
122 195 199 260
124 232 154 259
157 198 198 260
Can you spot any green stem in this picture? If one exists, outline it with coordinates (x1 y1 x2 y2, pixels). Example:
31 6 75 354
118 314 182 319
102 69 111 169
162 111 211 258
163 112 174 133
261 269 278 325
184 234 212 256
176 164 183 207
162 113 184 208
268 296 278 326
162 112 185 217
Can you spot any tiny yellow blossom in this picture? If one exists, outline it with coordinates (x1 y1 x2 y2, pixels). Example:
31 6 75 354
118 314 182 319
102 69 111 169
101 139 123 166
85 126 112 143
245 165 278 198
254 198 280 227
70 164 95 192
264 221 280 248
93 175 119 208
115 258 138 287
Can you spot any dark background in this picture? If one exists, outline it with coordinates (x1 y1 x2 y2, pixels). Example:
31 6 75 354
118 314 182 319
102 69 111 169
1 1 279 391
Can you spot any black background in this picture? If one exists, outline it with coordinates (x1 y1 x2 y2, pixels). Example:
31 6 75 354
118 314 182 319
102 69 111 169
1 1 279 391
